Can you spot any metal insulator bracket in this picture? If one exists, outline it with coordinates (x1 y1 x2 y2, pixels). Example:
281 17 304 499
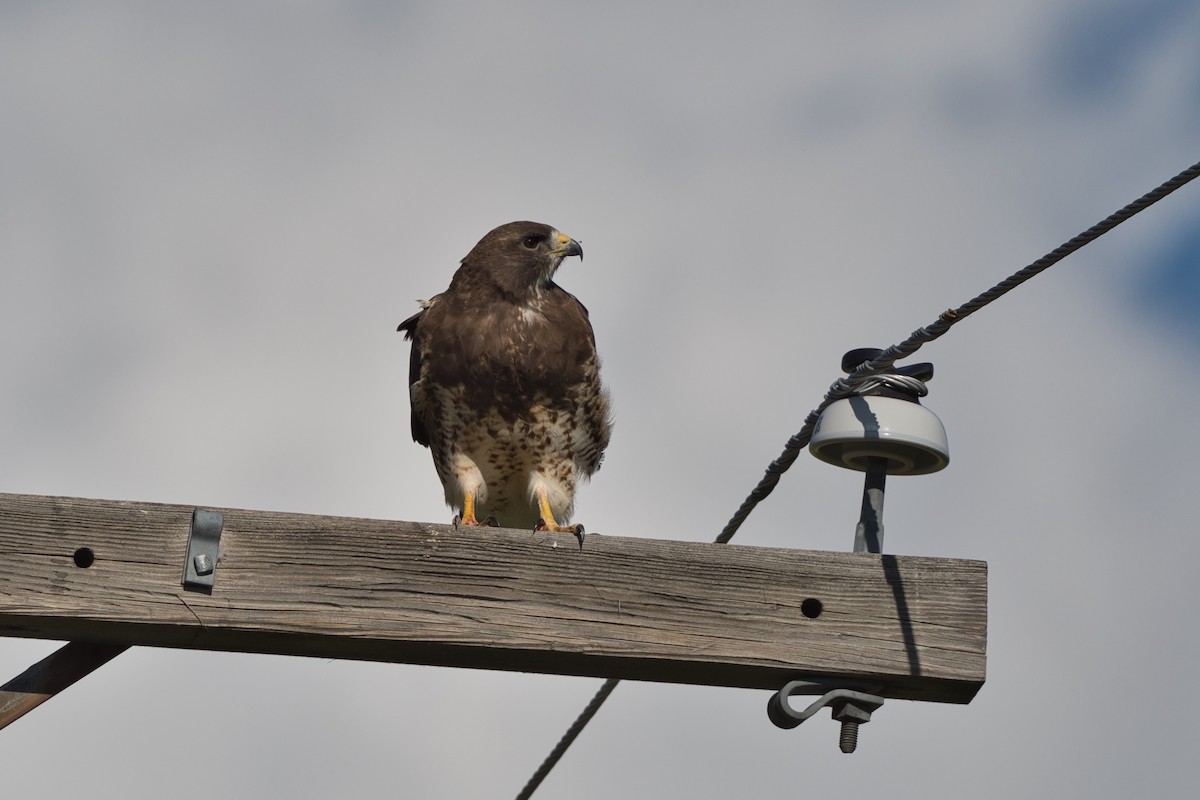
182 508 223 591
767 680 885 753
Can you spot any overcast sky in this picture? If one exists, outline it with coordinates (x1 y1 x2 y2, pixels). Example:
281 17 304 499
3 2 1200 797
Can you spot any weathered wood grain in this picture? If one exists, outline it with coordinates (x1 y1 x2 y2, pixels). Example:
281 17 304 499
0 493 986 702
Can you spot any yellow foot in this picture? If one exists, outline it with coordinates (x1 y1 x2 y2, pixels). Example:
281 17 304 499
533 487 586 548
534 518 585 535
453 493 499 528
453 513 500 528
534 518 586 549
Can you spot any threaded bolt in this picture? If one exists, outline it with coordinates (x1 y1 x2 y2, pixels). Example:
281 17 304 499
838 720 859 753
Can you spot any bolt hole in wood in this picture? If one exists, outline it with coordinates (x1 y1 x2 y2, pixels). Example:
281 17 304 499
800 598 823 619
72 547 95 568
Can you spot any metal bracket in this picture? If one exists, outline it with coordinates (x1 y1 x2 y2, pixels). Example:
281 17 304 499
182 508 223 590
767 680 885 753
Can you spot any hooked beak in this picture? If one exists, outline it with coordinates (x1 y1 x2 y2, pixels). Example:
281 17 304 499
553 231 583 261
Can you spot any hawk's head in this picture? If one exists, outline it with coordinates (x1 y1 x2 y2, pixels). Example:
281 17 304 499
459 221 583 298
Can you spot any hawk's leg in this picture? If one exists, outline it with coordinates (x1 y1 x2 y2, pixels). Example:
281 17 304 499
533 486 586 548
453 492 499 528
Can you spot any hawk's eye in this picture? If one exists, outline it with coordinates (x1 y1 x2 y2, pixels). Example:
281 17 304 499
522 236 540 249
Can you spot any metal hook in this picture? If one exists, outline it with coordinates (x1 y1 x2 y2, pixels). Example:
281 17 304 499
767 680 885 753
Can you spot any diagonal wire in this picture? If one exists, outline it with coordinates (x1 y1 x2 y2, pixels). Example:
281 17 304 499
514 678 619 800
514 158 1200 799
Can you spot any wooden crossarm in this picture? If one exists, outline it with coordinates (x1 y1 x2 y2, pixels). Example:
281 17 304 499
0 492 986 717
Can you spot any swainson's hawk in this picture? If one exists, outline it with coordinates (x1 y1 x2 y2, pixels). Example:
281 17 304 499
398 221 612 541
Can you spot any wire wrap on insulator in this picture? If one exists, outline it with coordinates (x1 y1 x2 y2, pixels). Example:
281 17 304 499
840 372 929 400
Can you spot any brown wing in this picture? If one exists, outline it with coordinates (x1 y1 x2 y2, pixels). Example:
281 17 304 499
542 285 612 477
397 304 431 447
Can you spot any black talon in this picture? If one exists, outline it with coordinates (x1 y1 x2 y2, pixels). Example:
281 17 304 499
452 514 462 529
482 516 499 527
574 524 585 550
